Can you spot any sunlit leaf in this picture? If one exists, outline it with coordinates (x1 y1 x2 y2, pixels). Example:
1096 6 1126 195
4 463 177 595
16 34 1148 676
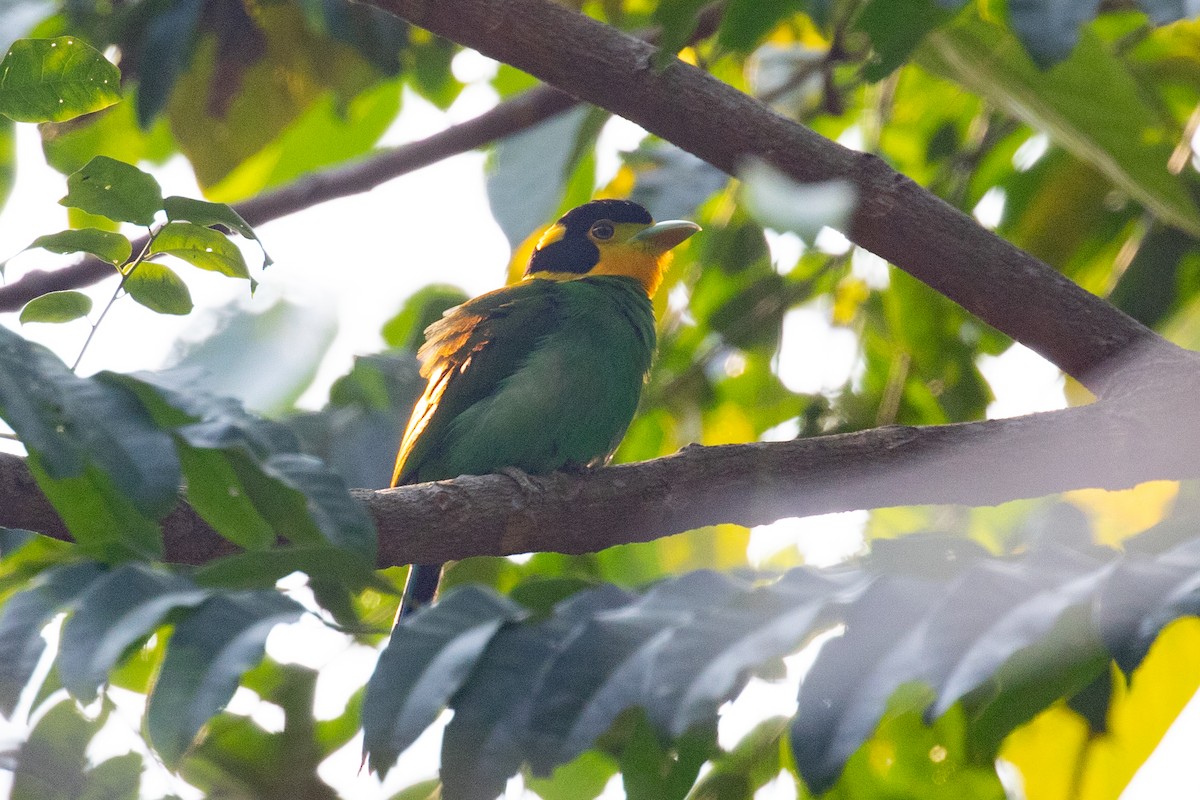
149 221 251 280
0 37 121 123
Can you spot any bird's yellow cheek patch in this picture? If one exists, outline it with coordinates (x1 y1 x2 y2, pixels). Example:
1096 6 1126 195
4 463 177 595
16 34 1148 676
591 248 671 297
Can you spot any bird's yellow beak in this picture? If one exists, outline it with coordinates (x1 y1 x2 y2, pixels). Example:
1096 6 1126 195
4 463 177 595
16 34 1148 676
629 220 702 253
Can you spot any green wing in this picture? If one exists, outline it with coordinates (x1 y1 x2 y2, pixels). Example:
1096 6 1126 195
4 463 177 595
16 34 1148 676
392 276 655 487
392 281 567 485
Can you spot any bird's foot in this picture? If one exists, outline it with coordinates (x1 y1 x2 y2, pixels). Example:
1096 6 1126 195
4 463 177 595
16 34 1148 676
499 466 541 495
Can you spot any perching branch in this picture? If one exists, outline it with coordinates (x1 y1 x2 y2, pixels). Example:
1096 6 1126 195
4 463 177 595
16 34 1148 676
366 0 1183 398
3 379 1199 567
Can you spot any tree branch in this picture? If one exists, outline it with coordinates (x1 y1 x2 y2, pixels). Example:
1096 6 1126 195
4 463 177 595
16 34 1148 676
3 383 1198 567
0 86 578 313
0 3 727 314
366 0 1182 397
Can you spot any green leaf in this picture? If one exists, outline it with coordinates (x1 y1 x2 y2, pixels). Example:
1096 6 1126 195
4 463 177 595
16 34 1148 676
124 261 193 315
922 15 1200 237
60 156 163 226
135 0 205 127
100 370 376 561
19 290 92 324
0 115 13 215
527 751 619 800
363 587 525 777
168 300 337 415
653 0 711 63
381 284 469 351
29 228 132 265
739 158 857 242
0 327 179 558
149 221 251 279
486 105 596 248
717 0 806 52
146 591 304 766
0 37 121 123
194 545 393 594
10 697 100 800
79 752 144 800
0 561 104 715
440 585 634 800
856 0 954 81
58 564 209 703
162 195 271 265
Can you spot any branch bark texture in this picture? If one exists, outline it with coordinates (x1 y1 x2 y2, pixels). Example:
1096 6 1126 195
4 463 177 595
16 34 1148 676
368 0 1179 397
3 386 1198 567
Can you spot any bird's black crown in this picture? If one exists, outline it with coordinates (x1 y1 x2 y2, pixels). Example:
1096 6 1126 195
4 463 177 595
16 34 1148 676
527 200 653 276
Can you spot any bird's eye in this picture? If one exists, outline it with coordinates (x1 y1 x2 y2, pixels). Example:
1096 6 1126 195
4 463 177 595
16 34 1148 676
590 221 615 240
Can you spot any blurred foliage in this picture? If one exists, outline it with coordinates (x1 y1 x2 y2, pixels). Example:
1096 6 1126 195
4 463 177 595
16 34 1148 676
2 0 1200 798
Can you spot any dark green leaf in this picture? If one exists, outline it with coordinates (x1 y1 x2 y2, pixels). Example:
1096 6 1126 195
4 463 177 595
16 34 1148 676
135 0 205 127
149 221 251 279
792 577 938 794
718 0 806 52
28 228 131 265
856 0 953 81
58 564 209 702
60 155 163 226
651 569 855 737
195 546 393 594
101 369 376 560
653 0 711 62
146 591 304 766
0 328 178 558
441 585 633 800
1095 537 1200 675
19 290 92 324
124 261 194 315
363 586 525 777
0 37 121 123
0 561 104 715
1138 0 1195 23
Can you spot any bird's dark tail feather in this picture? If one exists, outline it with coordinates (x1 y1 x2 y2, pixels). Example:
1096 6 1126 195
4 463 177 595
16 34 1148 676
397 563 442 619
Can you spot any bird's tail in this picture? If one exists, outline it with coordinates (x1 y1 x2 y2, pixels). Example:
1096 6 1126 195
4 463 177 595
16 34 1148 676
397 563 443 619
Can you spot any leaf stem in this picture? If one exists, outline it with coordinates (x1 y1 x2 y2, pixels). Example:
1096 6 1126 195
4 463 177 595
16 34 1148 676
70 226 158 373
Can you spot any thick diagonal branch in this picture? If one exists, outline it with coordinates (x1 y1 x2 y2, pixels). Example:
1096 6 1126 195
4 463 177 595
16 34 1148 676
3 380 1198 567
368 0 1179 397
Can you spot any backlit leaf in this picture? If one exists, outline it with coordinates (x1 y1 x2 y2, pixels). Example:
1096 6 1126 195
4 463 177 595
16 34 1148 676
124 261 193 315
60 156 163 226
149 221 250 280
29 228 132 265
0 37 121 123
19 290 92 324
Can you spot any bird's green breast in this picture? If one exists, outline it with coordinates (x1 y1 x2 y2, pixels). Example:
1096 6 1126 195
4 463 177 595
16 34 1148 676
402 275 655 483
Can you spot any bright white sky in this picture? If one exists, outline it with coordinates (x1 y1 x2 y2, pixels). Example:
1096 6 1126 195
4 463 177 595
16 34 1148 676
0 47 1192 800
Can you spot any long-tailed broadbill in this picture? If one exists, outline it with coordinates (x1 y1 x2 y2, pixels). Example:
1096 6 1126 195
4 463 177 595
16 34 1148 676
392 199 700 616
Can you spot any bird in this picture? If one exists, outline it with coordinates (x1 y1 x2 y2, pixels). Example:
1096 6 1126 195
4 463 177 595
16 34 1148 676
391 198 700 618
